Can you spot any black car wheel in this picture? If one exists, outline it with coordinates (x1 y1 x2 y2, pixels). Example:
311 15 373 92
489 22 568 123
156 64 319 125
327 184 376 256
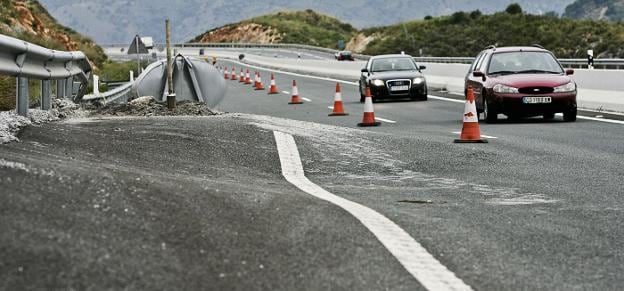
563 108 577 122
484 97 498 123
359 85 365 102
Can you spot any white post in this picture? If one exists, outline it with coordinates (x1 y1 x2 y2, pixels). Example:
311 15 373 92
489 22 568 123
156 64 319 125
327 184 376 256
129 70 134 82
93 74 99 94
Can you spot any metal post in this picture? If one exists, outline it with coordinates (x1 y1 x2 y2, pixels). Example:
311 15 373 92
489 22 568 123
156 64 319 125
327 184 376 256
136 35 141 76
16 77 28 116
166 19 176 109
57 79 65 98
65 76 73 98
41 80 51 110
93 75 99 94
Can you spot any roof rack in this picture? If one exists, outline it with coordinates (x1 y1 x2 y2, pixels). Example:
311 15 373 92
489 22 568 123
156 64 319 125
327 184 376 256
532 44 545 49
484 45 496 50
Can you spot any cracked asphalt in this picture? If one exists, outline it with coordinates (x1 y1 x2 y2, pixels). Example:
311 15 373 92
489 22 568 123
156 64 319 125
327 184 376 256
1 59 623 290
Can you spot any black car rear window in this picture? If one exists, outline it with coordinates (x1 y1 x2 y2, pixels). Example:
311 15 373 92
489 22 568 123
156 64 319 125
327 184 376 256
487 51 563 75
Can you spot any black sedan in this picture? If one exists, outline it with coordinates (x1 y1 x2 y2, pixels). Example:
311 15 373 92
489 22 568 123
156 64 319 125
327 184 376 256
359 54 428 102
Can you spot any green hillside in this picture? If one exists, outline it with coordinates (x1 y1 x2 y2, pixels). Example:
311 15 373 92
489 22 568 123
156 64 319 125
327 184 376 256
191 9 357 49
362 6 624 58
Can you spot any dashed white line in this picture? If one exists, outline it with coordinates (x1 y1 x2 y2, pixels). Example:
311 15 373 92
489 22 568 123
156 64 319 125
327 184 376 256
273 131 473 291
301 97 312 102
328 106 334 110
375 117 397 124
452 131 498 139
428 95 465 104
282 90 290 95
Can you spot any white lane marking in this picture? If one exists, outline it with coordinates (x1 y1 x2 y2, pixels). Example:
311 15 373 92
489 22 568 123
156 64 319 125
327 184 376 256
328 106 334 110
282 90 290 95
555 113 624 125
301 97 312 102
375 117 397 124
273 131 473 291
452 131 498 139
226 59 358 86
578 108 624 117
428 95 465 104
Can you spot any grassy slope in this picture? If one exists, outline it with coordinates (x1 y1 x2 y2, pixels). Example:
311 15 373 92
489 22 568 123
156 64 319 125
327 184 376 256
362 11 624 58
192 9 357 49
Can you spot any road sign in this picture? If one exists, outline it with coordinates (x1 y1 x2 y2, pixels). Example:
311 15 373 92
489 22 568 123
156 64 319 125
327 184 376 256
128 35 148 54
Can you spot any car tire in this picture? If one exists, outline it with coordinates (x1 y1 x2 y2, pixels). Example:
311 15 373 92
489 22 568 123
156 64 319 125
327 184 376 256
484 97 498 123
543 113 555 120
563 108 577 122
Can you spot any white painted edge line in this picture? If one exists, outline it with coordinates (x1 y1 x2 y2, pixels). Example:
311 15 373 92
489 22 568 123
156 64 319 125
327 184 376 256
282 90 290 95
375 117 397 124
273 131 473 291
452 131 498 139
328 106 334 110
555 113 624 125
301 97 312 102
226 59 358 86
578 108 624 117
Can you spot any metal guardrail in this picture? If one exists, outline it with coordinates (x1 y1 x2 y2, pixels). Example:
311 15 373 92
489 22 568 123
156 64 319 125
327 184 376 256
83 81 134 104
0 34 93 115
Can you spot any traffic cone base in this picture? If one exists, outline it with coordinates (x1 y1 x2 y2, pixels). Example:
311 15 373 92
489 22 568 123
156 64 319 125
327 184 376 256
289 100 303 104
329 112 349 116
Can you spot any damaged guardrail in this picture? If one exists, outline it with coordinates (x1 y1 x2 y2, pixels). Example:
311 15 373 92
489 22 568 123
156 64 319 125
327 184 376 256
0 34 92 116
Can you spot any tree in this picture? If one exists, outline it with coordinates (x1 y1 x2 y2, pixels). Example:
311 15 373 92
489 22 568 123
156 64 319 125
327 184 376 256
505 3 523 15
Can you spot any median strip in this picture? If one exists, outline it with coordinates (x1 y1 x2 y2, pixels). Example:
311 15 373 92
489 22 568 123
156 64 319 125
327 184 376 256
273 131 472 291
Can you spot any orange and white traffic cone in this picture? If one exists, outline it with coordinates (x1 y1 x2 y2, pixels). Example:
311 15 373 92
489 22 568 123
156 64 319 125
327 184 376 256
357 87 380 127
454 86 488 143
231 67 238 80
239 69 245 83
288 80 303 104
329 82 348 116
224 67 229 80
255 73 265 90
253 72 259 88
268 74 279 94
245 70 252 85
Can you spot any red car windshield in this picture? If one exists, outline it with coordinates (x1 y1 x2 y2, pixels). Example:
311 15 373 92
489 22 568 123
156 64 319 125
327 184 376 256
487 51 564 75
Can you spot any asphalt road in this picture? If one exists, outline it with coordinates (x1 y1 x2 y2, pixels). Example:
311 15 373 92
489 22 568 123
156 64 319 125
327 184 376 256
1 55 623 290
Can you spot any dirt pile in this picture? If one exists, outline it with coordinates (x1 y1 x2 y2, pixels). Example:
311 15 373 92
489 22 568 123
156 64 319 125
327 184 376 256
93 96 219 117
194 23 281 44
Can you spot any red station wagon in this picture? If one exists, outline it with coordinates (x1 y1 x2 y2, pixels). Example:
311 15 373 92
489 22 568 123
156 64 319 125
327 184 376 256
465 45 577 123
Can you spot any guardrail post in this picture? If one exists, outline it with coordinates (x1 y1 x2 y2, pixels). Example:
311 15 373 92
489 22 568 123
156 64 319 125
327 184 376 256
57 79 66 98
41 80 51 110
16 77 28 116
93 75 99 94
65 76 73 98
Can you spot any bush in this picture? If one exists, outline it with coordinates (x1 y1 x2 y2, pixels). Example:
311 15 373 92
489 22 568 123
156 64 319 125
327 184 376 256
506 3 523 15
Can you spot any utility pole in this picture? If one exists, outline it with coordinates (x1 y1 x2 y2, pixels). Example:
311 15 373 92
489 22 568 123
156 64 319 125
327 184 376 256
166 18 176 109
135 35 141 77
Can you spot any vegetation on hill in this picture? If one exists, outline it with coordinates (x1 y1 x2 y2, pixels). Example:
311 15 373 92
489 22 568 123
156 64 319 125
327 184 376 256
564 0 624 21
361 4 624 58
191 9 357 49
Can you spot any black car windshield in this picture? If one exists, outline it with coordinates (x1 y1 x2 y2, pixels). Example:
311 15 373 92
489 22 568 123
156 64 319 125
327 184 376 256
487 51 564 75
371 57 416 72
